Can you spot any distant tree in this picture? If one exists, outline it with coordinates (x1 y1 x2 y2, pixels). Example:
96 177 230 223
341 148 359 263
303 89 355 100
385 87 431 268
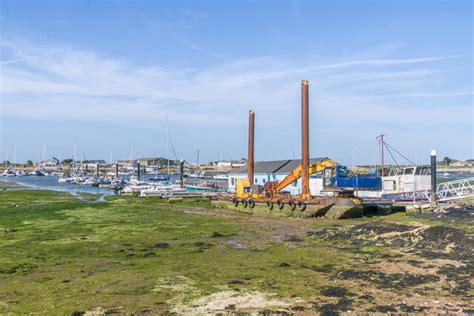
443 156 452 166
25 160 34 167
61 158 73 165
2 160 11 166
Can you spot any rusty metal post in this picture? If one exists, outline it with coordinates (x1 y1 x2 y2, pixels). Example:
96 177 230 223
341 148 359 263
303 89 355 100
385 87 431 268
377 134 385 176
301 80 310 198
248 110 255 186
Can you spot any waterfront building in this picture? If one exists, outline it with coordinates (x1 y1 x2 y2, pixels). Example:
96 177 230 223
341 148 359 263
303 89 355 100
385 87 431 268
38 157 60 171
84 160 107 169
138 157 172 167
227 158 332 196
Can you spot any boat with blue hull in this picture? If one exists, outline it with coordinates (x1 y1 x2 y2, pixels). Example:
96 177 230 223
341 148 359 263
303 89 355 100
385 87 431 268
321 165 434 202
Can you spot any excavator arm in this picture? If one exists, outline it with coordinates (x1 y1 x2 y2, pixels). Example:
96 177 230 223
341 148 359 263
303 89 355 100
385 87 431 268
275 159 338 193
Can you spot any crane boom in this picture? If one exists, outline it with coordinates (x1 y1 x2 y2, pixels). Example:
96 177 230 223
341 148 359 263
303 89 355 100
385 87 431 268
275 158 338 193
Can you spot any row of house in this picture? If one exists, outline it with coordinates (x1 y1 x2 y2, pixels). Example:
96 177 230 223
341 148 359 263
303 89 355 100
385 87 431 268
136 158 246 172
441 159 474 168
216 160 246 168
37 158 107 171
37 157 158 171
35 156 248 172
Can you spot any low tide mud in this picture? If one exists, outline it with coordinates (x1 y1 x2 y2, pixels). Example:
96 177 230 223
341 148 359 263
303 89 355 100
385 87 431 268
2 190 473 314
305 208 473 313
413 204 474 223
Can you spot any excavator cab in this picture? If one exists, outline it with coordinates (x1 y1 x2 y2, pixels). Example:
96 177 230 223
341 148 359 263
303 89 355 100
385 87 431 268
236 178 267 199
236 178 251 198
323 165 348 189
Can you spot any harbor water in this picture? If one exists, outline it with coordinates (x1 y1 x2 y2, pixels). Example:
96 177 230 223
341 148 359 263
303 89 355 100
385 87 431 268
2 173 228 196
3 175 115 196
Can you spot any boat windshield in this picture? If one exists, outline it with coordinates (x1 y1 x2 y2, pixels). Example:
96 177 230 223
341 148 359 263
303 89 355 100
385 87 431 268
338 167 349 177
414 166 431 175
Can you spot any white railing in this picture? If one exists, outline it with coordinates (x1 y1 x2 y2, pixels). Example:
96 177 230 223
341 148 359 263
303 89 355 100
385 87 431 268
423 177 474 202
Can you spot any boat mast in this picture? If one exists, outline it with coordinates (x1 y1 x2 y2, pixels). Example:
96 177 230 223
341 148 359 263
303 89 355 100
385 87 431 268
14 144 16 167
80 152 85 174
42 144 46 165
166 117 170 176
376 134 385 177
73 141 77 174
129 147 133 174
196 149 200 175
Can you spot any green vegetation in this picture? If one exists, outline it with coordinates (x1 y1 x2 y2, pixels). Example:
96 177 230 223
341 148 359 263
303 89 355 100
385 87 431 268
0 189 471 314
0 190 349 313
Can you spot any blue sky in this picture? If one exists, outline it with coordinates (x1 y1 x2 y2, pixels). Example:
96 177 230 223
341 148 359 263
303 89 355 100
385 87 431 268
1 0 472 165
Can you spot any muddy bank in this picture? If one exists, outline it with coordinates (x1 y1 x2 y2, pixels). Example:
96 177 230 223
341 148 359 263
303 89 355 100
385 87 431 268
413 204 474 223
308 221 473 261
307 219 473 305
0 179 24 189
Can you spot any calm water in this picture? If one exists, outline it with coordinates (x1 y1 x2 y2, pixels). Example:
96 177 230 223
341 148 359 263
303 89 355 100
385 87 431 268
437 172 473 181
3 173 216 196
4 175 115 196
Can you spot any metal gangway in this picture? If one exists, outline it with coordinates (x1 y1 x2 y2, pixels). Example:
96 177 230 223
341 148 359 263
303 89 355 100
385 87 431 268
423 177 474 202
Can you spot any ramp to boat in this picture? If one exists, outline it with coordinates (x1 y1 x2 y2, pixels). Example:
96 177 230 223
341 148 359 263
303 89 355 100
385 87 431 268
424 177 474 202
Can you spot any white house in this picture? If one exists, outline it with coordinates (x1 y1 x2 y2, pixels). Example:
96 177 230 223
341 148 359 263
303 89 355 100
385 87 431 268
84 160 107 169
217 161 233 168
228 157 331 196
38 157 60 171
216 160 246 168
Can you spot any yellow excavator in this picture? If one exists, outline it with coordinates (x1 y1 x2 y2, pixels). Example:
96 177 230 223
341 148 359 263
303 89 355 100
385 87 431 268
235 158 338 200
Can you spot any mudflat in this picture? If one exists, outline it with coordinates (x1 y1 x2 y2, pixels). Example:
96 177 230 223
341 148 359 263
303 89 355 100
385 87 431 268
0 189 472 314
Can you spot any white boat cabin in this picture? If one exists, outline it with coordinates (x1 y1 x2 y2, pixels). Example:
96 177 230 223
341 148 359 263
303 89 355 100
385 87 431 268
356 165 432 201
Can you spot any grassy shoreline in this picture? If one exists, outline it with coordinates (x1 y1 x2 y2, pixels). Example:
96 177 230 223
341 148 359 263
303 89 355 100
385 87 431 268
0 189 472 314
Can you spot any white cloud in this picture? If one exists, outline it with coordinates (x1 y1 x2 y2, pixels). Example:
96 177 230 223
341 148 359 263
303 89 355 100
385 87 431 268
390 92 473 98
0 58 29 65
179 40 232 61
0 40 472 161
